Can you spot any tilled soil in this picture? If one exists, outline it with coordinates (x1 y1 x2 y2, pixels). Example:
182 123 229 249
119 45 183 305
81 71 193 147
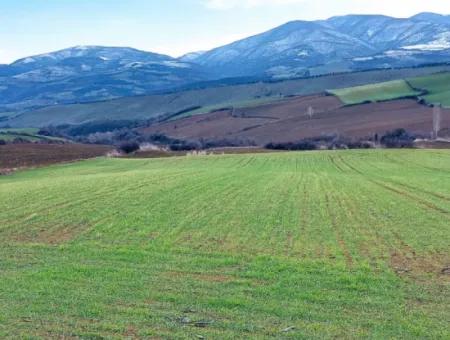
0 143 111 173
142 95 450 144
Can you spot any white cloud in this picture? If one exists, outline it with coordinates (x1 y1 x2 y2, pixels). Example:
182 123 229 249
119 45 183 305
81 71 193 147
204 0 306 10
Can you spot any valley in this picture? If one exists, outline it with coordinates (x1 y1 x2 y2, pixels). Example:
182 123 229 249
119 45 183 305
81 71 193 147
1 7 450 339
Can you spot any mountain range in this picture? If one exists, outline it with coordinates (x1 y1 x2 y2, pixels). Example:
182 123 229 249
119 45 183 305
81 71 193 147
1 12 450 113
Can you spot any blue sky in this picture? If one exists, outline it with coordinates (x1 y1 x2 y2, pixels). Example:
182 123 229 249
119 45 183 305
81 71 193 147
1 0 450 63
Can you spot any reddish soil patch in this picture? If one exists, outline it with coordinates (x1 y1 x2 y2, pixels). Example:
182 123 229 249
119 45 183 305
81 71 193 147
141 94 450 145
390 251 450 282
0 143 111 173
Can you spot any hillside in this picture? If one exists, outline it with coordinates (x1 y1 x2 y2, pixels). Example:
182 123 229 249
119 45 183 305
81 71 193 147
0 46 209 111
1 150 449 338
329 72 450 108
408 72 450 107
190 13 450 78
142 95 450 144
4 65 450 128
328 80 422 105
2 13 450 112
0 128 66 143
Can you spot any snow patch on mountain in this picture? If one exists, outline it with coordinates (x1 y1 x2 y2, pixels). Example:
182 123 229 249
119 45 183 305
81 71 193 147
402 31 450 50
162 60 191 68
22 57 36 64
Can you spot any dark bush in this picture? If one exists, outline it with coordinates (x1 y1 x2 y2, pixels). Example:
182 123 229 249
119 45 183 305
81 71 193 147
380 129 416 148
118 141 140 154
266 140 317 151
169 141 201 151
0 139 6 145
12 137 31 144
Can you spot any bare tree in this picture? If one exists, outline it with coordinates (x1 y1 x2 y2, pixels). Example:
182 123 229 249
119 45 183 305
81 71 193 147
306 106 314 119
433 104 442 140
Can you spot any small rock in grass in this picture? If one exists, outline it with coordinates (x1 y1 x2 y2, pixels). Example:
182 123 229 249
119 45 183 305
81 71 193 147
179 316 192 324
282 326 296 332
395 267 410 274
441 266 450 275
196 335 205 339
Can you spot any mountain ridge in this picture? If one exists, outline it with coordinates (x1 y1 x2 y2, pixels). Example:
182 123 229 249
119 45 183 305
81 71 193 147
2 12 450 113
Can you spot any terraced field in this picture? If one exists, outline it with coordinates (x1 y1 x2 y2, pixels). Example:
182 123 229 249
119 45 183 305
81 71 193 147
328 80 421 105
0 128 65 143
408 72 450 108
0 150 449 338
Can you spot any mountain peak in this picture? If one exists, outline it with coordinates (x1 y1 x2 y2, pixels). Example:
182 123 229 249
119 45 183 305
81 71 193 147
411 12 450 25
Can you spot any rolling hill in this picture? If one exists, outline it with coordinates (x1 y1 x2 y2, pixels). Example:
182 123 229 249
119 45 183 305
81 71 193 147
141 95 450 144
329 72 450 108
0 46 210 111
328 80 422 105
4 65 450 128
189 13 450 78
2 12 450 114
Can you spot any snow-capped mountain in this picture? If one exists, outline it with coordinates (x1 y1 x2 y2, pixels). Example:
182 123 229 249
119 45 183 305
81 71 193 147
191 20 378 78
2 13 450 112
0 46 209 110
191 14 450 78
411 12 450 25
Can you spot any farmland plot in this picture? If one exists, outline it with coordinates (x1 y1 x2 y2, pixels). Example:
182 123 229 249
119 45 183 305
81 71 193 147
328 80 421 105
0 150 449 338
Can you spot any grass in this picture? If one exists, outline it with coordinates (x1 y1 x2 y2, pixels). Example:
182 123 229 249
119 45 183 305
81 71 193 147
328 80 422 105
0 128 66 143
8 65 450 128
168 96 286 121
0 150 449 338
408 72 450 108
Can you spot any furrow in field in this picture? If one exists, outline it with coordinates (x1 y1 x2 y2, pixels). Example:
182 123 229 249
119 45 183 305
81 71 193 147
337 155 450 218
1 164 235 243
324 191 354 268
383 152 450 174
0 168 193 232
331 153 450 277
0 166 192 220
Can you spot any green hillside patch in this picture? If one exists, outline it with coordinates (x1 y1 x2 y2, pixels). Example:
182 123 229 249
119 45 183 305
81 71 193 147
0 128 66 143
408 72 450 108
329 79 422 105
0 150 449 338
7 65 450 128
168 96 285 121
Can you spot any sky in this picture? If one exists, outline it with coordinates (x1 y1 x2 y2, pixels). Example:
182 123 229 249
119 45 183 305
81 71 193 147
1 0 450 63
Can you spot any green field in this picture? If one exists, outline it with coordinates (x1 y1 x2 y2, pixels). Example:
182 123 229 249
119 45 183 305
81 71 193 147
168 96 286 121
408 72 450 108
0 128 66 143
1 150 449 338
328 80 422 105
6 65 450 128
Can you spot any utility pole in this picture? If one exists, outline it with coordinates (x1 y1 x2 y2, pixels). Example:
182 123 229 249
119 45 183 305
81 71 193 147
433 104 442 140
306 106 314 119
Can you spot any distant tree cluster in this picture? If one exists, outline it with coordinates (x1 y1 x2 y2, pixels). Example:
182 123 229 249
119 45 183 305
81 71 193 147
265 129 422 151
39 118 427 153
266 135 375 151
379 129 417 148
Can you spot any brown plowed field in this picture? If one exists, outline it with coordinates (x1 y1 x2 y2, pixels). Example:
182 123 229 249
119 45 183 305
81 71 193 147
141 94 450 145
0 144 111 173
